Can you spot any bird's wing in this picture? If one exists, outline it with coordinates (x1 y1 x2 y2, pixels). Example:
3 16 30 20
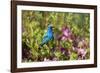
40 35 49 46
42 34 48 42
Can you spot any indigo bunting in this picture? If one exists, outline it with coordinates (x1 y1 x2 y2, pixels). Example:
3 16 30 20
40 24 54 47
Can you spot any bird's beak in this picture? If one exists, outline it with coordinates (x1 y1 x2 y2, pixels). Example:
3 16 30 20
49 24 54 29
50 25 54 29
52 26 54 29
52 26 54 28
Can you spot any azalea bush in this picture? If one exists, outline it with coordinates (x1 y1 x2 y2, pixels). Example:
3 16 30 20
22 10 90 62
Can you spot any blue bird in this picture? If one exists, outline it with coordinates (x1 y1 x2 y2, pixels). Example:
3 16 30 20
40 24 54 47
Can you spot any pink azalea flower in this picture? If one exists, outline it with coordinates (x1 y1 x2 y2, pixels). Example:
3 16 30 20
60 26 72 40
77 48 87 60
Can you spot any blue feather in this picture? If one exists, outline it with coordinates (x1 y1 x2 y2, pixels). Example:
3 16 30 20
40 24 54 46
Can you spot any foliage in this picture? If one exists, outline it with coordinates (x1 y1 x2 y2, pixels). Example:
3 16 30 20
22 10 90 62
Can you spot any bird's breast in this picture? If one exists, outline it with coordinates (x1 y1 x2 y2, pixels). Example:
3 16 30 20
48 31 53 36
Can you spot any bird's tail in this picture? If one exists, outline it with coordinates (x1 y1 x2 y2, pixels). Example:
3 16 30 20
38 44 43 50
38 42 44 49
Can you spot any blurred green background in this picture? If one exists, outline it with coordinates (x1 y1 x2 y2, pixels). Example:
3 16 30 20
22 10 90 62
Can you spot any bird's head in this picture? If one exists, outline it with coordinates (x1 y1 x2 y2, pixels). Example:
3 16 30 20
48 24 54 29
